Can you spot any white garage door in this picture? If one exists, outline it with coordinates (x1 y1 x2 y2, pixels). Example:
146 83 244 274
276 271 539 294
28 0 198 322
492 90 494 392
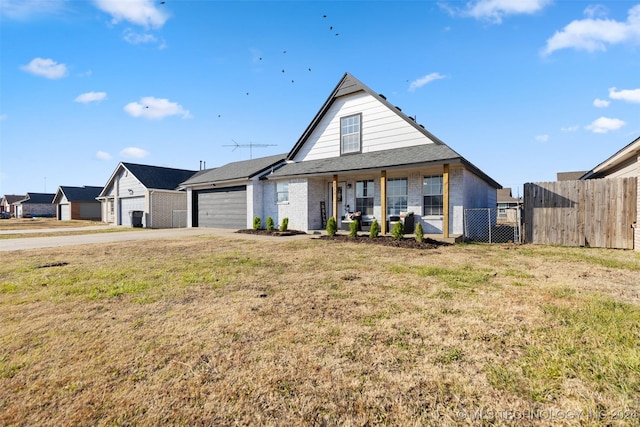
119 197 146 226
60 204 71 220
195 186 247 229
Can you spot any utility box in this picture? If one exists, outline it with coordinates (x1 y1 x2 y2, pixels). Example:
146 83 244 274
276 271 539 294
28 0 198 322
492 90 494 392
130 210 143 228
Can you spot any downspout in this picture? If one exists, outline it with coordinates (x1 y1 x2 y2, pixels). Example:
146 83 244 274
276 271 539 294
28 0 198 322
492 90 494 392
443 164 450 238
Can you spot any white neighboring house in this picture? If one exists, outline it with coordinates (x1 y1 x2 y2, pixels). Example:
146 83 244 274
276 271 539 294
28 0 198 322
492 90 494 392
184 73 501 237
12 193 56 218
580 135 640 251
97 162 197 228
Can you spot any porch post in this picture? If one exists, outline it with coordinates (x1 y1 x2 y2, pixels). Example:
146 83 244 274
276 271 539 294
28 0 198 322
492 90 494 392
443 164 450 238
380 170 387 234
332 175 339 221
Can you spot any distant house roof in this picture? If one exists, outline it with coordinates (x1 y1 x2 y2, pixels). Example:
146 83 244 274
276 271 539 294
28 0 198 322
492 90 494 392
2 195 25 205
270 144 502 189
497 188 521 204
98 162 198 198
557 171 588 181
53 186 103 204
15 193 55 204
181 154 287 187
122 163 197 190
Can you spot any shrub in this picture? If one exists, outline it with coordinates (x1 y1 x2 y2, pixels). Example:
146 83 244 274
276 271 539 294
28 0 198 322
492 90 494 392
266 216 275 231
391 221 404 240
279 217 289 232
415 222 424 243
326 217 337 237
349 220 359 237
369 220 380 238
253 216 261 230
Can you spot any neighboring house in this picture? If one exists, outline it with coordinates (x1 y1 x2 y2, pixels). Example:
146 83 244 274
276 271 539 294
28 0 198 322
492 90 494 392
97 162 197 228
1 195 24 218
186 72 501 236
580 135 639 251
496 188 522 223
12 193 56 218
557 171 588 181
181 154 287 229
52 186 103 221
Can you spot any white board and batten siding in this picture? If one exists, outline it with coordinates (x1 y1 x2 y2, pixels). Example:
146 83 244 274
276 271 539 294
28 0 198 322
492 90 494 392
293 92 435 162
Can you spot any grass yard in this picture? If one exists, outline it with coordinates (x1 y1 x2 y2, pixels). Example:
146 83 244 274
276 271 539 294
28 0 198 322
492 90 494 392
1 237 639 426
0 218 104 230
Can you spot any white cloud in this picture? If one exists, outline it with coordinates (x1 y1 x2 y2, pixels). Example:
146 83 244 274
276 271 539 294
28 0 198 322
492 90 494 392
535 134 549 142
593 98 610 108
123 29 158 45
543 4 640 55
75 91 107 104
585 117 625 133
20 57 68 79
409 73 447 92
93 0 169 29
609 87 640 103
460 0 552 24
120 147 149 159
95 150 112 160
584 5 608 19
124 96 191 120
561 125 579 132
0 0 67 20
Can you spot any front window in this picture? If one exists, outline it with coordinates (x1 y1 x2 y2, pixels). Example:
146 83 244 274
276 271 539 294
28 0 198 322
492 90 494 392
340 114 361 154
498 203 508 218
423 175 443 215
277 181 289 203
387 178 407 216
355 180 374 215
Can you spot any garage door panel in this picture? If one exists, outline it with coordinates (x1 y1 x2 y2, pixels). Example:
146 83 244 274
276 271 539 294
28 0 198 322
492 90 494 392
119 197 145 226
60 204 71 220
196 186 246 229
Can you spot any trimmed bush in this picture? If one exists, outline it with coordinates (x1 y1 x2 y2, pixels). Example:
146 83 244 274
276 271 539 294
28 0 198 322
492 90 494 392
349 220 359 237
326 217 338 237
266 216 275 231
253 216 262 230
415 222 424 243
279 218 289 232
391 221 405 240
369 220 380 238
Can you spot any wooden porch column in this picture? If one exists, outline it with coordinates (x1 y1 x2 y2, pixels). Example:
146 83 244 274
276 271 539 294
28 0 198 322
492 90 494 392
332 175 339 221
380 170 387 234
443 164 450 238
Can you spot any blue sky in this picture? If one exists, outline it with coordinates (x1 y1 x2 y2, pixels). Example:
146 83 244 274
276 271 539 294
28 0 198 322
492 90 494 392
1 0 639 196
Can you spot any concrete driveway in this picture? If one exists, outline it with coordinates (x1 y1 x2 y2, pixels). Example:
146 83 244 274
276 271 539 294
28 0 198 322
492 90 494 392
0 227 315 252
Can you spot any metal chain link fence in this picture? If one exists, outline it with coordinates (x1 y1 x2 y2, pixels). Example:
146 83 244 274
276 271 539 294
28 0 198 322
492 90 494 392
464 208 522 244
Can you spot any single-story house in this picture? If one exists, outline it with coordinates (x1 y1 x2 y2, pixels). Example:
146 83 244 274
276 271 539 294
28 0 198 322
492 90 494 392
497 188 522 223
181 154 287 229
557 171 588 181
580 135 639 251
52 186 103 221
97 162 197 228
1 195 24 218
184 72 501 237
12 193 56 218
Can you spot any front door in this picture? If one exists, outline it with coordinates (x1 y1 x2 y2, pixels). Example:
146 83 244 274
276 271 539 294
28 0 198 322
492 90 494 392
327 182 347 227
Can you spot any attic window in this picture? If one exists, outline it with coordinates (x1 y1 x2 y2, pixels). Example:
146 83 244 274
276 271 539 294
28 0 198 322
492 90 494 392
340 113 361 155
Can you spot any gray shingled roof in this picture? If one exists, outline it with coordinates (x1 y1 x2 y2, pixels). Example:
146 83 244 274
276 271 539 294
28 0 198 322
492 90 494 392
181 154 287 186
56 186 103 203
122 163 197 190
270 145 501 189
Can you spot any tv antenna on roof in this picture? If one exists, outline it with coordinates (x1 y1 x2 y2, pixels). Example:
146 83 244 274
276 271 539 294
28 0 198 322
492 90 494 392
223 139 277 159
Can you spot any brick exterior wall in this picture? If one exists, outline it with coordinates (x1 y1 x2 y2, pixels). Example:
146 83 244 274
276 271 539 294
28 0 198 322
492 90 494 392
149 191 187 228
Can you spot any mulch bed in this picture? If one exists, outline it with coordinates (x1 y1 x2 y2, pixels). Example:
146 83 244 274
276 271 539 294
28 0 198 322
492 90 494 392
236 229 449 249
318 234 448 249
236 229 308 237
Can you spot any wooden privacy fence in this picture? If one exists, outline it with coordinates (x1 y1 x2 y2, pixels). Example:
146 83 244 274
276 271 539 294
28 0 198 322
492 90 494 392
524 178 637 249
